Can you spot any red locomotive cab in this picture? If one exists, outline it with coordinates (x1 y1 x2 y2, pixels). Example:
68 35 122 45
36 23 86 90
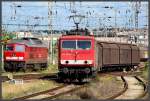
59 36 95 67
58 35 96 80
4 43 25 61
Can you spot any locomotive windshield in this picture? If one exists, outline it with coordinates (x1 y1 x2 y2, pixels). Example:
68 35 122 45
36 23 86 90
62 41 76 49
15 45 25 52
6 45 14 51
62 40 91 50
77 41 91 50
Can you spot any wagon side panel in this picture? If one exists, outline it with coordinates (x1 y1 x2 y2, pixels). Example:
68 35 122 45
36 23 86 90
131 45 140 65
101 43 111 66
109 44 119 65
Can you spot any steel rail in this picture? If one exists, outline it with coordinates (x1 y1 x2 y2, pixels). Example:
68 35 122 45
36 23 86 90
106 76 147 99
13 84 68 100
41 84 88 100
2 73 57 82
106 76 128 99
134 76 148 99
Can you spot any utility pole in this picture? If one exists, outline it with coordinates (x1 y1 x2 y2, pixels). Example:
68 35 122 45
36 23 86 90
113 8 118 42
0 26 4 72
0 41 4 72
114 9 117 32
134 1 141 31
48 2 53 64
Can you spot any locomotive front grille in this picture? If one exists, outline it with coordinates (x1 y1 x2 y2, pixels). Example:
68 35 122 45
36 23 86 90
60 67 91 74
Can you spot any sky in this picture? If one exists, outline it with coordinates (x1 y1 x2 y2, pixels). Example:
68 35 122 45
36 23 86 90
2 1 148 31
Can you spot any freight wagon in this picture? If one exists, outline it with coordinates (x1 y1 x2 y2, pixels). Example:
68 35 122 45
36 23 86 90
96 41 140 71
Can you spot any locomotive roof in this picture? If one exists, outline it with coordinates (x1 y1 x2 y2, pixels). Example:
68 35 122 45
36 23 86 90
7 38 47 48
60 35 94 40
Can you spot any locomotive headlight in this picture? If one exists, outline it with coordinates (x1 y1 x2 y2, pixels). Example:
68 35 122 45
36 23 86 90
84 60 88 64
63 68 68 74
65 61 69 64
84 68 90 74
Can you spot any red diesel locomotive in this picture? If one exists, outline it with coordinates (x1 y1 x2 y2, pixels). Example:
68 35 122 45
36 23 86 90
4 37 48 71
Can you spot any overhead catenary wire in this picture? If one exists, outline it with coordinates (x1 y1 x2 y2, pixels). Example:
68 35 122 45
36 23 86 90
2 2 148 31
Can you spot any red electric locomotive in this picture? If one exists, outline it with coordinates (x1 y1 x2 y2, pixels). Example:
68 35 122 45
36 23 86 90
58 28 140 82
58 29 96 81
4 37 48 71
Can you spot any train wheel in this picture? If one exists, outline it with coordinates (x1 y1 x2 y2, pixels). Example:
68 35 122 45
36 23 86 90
4 63 9 71
41 63 48 70
16 67 20 72
78 78 83 83
57 76 62 83
127 67 131 71
22 64 27 72
34 64 41 71
4 66 9 72
58 72 65 83
13 63 18 72
45 63 48 68
7 64 13 72
92 71 97 78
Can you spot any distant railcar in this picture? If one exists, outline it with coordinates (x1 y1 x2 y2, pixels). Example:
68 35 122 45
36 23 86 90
4 37 48 71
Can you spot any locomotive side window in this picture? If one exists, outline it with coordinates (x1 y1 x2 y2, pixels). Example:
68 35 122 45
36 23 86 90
62 40 76 49
15 45 25 52
6 45 14 51
77 41 91 50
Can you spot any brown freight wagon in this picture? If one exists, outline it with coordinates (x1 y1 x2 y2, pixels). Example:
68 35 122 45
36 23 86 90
118 43 131 65
131 45 140 65
96 41 140 71
139 46 148 62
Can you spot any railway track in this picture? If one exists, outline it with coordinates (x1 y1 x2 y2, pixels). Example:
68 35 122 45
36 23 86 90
3 69 147 100
105 71 142 76
6 73 147 100
13 84 68 100
2 73 57 82
2 65 144 82
13 82 88 100
99 69 142 77
2 70 141 82
106 76 147 99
